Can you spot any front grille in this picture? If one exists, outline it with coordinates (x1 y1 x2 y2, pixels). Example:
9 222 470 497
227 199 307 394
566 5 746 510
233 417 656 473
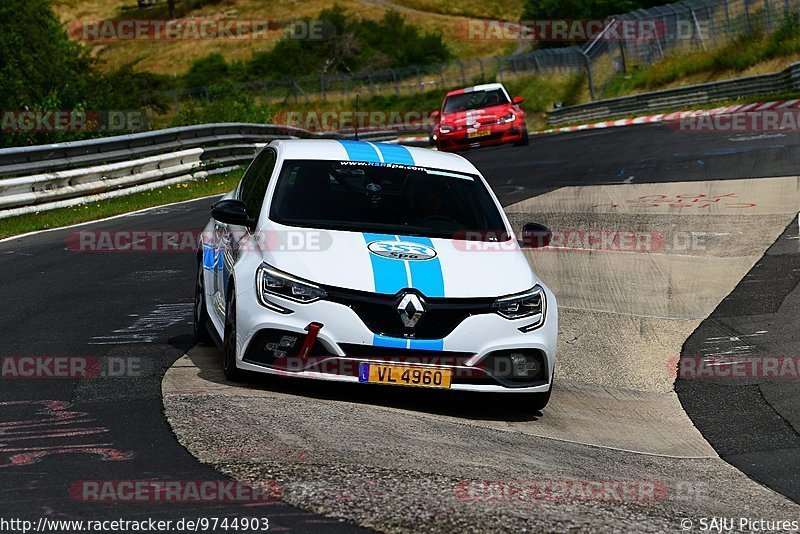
325 286 495 339
338 343 474 366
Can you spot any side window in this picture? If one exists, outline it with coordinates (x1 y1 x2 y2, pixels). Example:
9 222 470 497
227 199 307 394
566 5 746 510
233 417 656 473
240 149 277 218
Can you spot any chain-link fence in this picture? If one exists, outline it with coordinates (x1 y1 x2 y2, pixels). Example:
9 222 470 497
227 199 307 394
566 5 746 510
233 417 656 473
146 0 800 110
584 0 800 98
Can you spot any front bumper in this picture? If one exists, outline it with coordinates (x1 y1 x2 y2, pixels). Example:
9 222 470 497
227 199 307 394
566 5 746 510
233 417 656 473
437 120 525 152
234 285 557 393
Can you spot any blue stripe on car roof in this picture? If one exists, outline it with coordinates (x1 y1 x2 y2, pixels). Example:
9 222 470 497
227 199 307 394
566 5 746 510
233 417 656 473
337 140 381 162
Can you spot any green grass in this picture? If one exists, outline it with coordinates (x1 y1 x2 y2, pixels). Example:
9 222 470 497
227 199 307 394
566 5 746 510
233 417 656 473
603 17 800 98
0 169 243 240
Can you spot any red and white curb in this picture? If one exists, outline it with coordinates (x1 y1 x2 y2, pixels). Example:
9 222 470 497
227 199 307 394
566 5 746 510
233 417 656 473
535 99 800 136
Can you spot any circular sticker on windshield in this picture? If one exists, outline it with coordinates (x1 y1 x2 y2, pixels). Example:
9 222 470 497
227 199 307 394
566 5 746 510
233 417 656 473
367 241 437 261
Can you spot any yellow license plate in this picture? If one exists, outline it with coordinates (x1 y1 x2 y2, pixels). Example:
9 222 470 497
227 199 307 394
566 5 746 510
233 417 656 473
358 363 451 389
467 129 491 139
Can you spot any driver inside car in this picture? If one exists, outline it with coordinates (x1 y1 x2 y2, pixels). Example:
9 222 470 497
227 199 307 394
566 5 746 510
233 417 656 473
408 178 461 231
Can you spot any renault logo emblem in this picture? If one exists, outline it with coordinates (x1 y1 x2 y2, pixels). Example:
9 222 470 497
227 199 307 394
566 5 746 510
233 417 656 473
397 293 425 328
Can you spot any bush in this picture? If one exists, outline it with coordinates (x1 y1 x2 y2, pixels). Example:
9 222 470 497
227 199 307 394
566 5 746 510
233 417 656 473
188 5 451 87
0 0 168 147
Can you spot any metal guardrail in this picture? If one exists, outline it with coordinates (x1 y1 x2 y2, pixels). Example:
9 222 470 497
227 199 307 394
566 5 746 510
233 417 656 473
0 123 397 219
548 61 800 125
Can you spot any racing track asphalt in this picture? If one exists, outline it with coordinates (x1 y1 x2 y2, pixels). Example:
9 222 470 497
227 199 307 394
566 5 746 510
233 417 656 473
0 122 798 528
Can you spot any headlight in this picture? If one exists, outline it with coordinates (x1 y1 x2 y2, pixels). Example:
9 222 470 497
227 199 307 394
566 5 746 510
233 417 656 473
256 263 327 305
439 124 454 134
498 112 515 124
492 285 545 322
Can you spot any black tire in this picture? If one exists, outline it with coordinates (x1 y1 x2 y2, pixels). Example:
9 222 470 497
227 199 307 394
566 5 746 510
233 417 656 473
515 126 530 146
528 386 551 412
222 288 245 382
193 260 213 345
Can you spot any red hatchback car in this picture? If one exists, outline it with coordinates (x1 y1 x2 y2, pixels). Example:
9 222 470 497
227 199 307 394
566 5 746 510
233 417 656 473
433 83 529 152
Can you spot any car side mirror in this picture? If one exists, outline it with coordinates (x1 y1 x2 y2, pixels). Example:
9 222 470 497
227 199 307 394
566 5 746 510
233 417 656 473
520 223 551 248
211 199 255 230
513 96 524 105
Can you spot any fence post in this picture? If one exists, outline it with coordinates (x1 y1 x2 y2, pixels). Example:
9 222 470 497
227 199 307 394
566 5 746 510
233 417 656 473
691 10 707 50
495 56 504 82
477 57 485 81
744 0 751 33
439 65 446 88
581 51 596 101
723 0 731 34
367 74 375 96
764 0 772 30
784 0 790 17
203 87 209 101
706 5 716 42
319 75 326 102
391 69 399 96
416 67 422 93
458 60 466 86
619 40 628 73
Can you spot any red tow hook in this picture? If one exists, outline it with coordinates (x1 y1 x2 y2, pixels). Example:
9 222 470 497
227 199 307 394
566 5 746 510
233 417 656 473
298 322 323 359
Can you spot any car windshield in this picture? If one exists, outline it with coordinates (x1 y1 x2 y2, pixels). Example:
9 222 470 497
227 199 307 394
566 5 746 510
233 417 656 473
269 160 509 240
442 89 510 113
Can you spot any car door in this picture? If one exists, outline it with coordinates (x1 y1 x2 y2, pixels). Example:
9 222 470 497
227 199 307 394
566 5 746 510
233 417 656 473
214 148 277 314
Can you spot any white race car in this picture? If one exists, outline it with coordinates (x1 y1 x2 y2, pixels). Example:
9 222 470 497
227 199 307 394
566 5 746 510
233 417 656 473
194 139 557 410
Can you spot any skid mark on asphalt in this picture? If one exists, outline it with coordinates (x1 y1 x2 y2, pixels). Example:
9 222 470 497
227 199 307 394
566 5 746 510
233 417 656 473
0 400 132 468
89 302 193 345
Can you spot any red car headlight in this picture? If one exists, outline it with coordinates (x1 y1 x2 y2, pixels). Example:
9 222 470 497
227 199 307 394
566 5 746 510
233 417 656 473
439 124 454 134
498 112 515 124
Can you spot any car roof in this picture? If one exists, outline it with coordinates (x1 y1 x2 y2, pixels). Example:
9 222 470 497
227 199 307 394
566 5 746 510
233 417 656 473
444 83 507 98
269 139 481 175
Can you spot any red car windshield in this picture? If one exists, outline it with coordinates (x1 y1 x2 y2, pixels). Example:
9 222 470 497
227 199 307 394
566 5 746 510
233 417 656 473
442 89 510 113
